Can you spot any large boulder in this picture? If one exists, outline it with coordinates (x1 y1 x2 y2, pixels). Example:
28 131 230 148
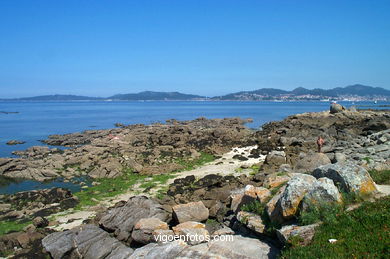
129 240 187 259
42 225 134 259
265 186 286 224
172 201 209 223
301 177 342 210
312 162 378 196
131 218 169 244
294 153 331 173
183 235 279 259
263 173 290 189
279 174 317 219
99 196 170 242
330 103 345 114
261 151 287 171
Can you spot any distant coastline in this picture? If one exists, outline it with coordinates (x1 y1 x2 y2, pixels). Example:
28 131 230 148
1 84 389 102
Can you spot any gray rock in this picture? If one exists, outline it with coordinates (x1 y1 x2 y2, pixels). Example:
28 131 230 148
276 223 320 246
206 235 278 259
172 221 210 245
236 211 265 234
172 201 209 223
294 153 331 173
279 174 317 219
131 217 169 244
42 225 134 259
301 177 342 211
330 103 345 114
99 196 170 242
334 152 347 163
312 162 378 196
129 240 187 259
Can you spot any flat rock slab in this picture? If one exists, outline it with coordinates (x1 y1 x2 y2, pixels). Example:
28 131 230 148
42 224 134 259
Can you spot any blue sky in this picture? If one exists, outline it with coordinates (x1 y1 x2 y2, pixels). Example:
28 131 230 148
0 0 389 97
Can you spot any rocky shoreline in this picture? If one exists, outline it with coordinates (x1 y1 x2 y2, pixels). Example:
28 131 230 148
0 107 389 258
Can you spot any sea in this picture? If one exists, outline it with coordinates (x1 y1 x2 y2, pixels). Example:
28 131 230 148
0 100 388 194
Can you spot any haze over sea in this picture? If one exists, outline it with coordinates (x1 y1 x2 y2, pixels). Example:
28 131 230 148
1 100 388 159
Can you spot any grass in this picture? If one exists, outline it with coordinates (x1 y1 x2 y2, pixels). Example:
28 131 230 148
74 167 148 209
298 201 343 226
0 220 32 236
139 173 176 190
369 170 390 185
73 152 215 209
174 152 215 171
241 200 280 235
280 196 390 259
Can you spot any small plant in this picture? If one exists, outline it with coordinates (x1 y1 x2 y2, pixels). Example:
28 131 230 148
362 157 372 163
241 200 265 216
298 201 343 226
369 169 390 185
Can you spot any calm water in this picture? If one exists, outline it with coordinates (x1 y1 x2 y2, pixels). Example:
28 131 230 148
0 100 388 194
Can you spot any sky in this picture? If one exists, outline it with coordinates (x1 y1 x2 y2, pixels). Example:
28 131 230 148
0 0 389 98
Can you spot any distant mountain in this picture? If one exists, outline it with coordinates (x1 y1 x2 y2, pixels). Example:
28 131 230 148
108 91 205 100
213 84 390 100
1 94 103 101
1 85 388 101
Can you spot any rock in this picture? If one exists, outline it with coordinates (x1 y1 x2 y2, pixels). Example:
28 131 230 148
334 152 347 163
330 103 345 114
263 173 290 189
6 140 26 145
279 174 317 219
205 235 278 259
152 229 175 244
301 177 342 211
130 240 187 259
261 151 286 171
294 153 331 173
236 211 265 234
276 223 320 246
99 196 170 242
42 225 134 259
33 216 49 228
172 201 209 223
172 221 210 245
312 162 378 195
265 186 286 224
212 226 235 236
243 185 271 203
131 218 169 244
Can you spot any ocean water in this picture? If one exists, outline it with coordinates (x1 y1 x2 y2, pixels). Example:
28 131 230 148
0 100 388 158
0 100 388 194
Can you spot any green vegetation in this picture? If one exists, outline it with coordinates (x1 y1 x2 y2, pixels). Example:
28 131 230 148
139 173 176 190
241 200 280 235
270 184 286 196
174 152 215 171
74 152 215 209
298 201 343 226
74 167 148 209
280 196 390 258
369 169 390 185
0 220 32 236
362 156 372 164
241 200 266 215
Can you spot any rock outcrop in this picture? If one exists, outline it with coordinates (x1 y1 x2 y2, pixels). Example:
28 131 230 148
312 162 378 195
42 225 134 259
1 118 255 181
99 196 170 243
